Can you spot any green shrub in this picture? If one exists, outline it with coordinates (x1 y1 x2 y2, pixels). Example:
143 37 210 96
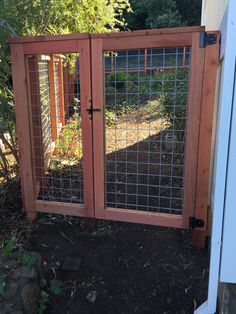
105 109 117 126
106 72 131 89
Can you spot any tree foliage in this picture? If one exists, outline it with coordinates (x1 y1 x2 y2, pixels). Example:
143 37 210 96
0 0 131 178
124 0 201 30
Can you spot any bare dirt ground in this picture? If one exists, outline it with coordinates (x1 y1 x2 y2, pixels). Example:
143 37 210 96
1 184 209 314
30 219 209 314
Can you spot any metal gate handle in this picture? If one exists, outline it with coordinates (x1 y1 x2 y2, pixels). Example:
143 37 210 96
86 107 101 114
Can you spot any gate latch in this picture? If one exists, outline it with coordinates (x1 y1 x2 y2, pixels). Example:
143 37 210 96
189 217 205 229
86 106 101 119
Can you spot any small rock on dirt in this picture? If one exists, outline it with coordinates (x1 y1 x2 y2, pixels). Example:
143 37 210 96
3 282 18 300
12 267 38 281
21 282 41 313
86 290 97 303
61 256 82 271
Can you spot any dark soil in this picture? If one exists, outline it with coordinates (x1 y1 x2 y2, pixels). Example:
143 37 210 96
28 218 209 314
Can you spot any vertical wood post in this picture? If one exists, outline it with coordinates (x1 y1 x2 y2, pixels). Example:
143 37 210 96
79 39 95 218
193 31 220 249
91 39 105 218
144 49 148 72
183 47 186 66
10 44 36 220
111 52 114 73
183 32 205 228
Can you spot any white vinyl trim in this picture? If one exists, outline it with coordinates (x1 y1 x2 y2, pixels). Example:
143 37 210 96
195 0 236 312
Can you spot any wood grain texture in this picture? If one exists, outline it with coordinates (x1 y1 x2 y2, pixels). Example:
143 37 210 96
10 33 89 44
182 32 205 228
35 200 84 216
91 26 204 39
9 27 204 44
79 39 95 218
23 39 85 55
194 31 220 231
10 43 35 215
101 33 192 51
103 208 183 228
91 39 105 218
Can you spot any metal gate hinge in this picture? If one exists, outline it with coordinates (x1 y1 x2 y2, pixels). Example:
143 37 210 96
199 32 217 48
189 217 205 229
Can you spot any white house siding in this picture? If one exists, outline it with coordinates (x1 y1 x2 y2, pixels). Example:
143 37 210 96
201 0 228 31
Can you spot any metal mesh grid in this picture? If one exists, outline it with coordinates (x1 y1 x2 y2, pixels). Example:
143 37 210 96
104 47 191 214
28 54 84 204
38 61 51 156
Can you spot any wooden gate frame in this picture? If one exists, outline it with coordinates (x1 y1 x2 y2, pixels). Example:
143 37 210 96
10 27 219 241
10 34 94 220
90 27 219 231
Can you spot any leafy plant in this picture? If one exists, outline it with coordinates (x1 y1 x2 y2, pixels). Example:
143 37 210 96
19 251 38 269
2 239 15 258
143 99 163 118
124 0 201 31
105 109 117 126
117 99 137 115
50 279 63 296
38 290 49 314
54 113 82 158
106 72 132 89
0 0 132 182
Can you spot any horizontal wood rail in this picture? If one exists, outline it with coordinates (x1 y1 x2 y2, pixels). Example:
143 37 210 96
99 208 183 228
9 26 204 44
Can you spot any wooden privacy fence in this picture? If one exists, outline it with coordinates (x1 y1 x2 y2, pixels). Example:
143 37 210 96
10 26 219 246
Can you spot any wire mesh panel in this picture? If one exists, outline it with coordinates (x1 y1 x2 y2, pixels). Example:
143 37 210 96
27 53 84 204
104 47 191 214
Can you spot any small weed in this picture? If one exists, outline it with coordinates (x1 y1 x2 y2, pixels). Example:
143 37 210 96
106 72 131 89
2 239 14 258
54 113 82 158
105 109 116 126
50 279 63 295
19 250 38 269
143 99 162 118
38 290 49 314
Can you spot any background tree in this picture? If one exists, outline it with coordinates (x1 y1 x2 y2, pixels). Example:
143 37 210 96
123 0 201 30
175 0 202 26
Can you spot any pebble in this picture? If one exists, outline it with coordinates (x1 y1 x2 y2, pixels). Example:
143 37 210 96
0 252 41 314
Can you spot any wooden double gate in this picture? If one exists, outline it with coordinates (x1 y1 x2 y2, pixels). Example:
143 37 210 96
10 26 219 234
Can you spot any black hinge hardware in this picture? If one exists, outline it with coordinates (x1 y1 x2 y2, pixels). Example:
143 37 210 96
189 217 205 229
199 32 217 48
